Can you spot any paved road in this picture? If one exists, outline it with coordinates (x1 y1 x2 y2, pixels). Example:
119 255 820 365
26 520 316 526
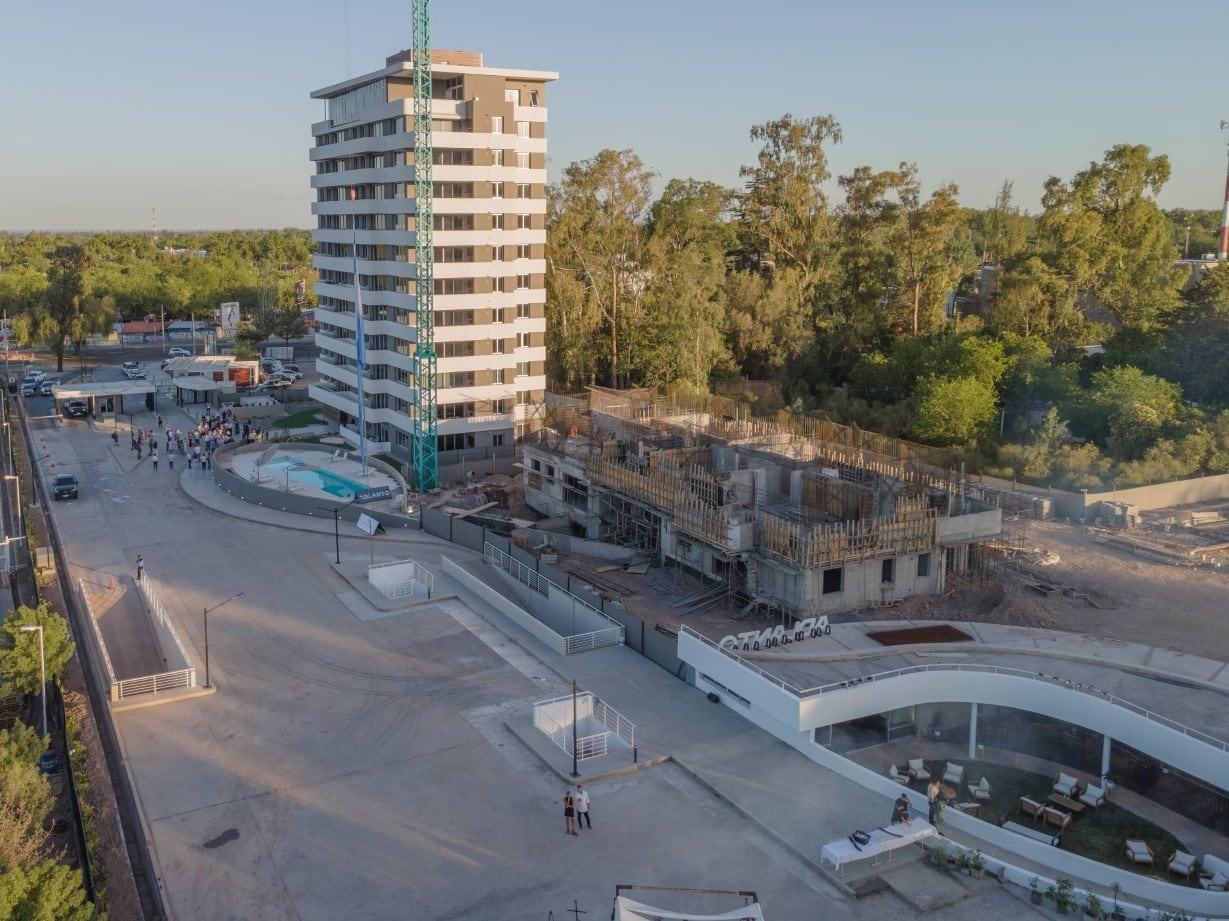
36 400 1040 921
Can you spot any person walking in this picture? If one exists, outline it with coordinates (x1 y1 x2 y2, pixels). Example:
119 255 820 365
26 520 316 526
151 449 159 471
563 790 577 836
168 452 174 471
574 784 591 830
927 778 941 826
136 555 144 581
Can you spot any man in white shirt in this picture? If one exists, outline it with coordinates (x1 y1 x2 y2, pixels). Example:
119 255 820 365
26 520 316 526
574 783 591 830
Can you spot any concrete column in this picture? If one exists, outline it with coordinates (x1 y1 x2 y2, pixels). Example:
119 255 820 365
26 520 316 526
1101 733 1112 782
968 702 979 759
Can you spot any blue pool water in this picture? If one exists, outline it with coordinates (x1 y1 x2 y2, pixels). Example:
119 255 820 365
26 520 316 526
261 456 366 498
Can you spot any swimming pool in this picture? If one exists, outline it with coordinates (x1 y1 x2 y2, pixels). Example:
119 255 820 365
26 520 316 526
261 456 366 498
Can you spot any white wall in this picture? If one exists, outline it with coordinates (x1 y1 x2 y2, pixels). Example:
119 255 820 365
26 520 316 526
680 632 1229 800
681 631 1229 918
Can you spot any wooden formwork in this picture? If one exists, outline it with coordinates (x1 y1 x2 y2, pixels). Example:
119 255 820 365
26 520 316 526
758 498 937 569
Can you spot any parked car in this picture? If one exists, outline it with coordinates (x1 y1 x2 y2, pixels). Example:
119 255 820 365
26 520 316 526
273 368 303 382
281 364 303 375
20 381 35 397
260 358 284 374
123 366 146 380
39 379 55 396
53 473 79 500
63 400 89 419
265 376 294 388
168 347 191 358
122 360 139 370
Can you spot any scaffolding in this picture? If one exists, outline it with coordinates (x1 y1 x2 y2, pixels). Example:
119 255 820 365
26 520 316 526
758 498 937 569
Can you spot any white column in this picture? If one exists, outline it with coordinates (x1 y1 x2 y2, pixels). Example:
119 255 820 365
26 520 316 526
968 702 978 759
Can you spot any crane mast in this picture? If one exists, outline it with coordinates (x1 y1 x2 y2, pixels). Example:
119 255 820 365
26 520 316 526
411 0 439 491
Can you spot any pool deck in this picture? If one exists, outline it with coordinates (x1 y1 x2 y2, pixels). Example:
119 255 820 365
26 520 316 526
228 447 398 502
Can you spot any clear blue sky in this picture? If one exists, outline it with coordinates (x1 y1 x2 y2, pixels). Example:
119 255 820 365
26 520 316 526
2 0 1226 231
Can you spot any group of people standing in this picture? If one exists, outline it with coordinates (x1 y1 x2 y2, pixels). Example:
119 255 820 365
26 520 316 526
891 777 946 827
126 406 275 472
562 783 592 836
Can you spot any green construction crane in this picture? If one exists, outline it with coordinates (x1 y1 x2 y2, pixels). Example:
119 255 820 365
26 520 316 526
410 0 438 491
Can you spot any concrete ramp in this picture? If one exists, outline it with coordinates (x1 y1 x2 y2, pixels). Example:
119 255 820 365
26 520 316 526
878 859 976 911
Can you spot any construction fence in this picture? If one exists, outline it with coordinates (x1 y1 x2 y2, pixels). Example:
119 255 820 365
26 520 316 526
420 505 683 675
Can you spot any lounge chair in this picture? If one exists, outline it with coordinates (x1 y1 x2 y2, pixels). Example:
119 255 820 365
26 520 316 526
942 762 964 787
907 758 930 782
1124 839 1154 866
1053 771 1084 798
1200 855 1229 890
1043 807 1072 832
1168 851 1197 880
968 777 991 802
888 764 910 785
1017 795 1044 823
1080 784 1107 809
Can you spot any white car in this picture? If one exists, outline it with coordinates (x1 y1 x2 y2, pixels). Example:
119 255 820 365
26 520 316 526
168 347 192 358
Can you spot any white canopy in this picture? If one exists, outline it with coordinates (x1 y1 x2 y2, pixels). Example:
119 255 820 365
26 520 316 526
612 896 765 921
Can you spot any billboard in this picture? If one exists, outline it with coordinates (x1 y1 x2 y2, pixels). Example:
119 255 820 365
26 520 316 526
218 302 241 332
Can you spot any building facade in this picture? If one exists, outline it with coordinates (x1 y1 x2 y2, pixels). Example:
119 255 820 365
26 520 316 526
309 50 556 464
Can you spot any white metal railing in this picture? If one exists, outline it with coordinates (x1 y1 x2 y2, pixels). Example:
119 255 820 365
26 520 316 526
593 697 635 748
533 692 615 760
485 542 549 595
485 542 624 654
116 669 195 699
679 625 1229 753
130 572 197 697
77 578 119 701
368 558 434 599
565 627 623 654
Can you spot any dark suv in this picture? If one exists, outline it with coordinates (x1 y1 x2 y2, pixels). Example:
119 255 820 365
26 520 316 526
53 473 79 500
63 400 89 419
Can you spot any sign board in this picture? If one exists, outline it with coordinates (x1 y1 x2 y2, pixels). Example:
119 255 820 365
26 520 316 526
219 302 241 331
355 513 381 535
354 485 391 504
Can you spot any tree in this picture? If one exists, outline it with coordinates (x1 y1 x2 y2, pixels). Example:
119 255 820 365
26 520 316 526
38 245 98 372
1038 144 1182 327
887 164 972 335
546 149 655 389
0 725 52 871
911 374 999 444
738 114 842 297
0 860 97 921
0 604 75 699
1066 365 1184 458
637 179 735 389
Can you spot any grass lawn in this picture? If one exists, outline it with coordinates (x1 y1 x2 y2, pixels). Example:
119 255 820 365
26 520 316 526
923 759 1195 883
273 409 325 429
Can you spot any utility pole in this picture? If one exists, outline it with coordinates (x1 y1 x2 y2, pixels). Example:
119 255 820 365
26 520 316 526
1219 120 1229 261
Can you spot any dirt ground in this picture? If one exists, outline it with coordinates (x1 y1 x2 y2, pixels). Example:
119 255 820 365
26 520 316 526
579 516 1229 660
879 517 1229 660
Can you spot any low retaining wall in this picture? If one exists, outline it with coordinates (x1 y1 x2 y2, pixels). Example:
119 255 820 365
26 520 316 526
210 440 417 529
441 556 567 655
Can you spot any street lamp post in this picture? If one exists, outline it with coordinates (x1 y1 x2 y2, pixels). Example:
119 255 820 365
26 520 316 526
317 497 358 564
571 679 580 778
202 592 244 689
4 474 21 534
19 625 45 739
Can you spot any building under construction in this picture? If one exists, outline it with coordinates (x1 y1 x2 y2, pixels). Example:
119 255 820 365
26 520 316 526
522 388 1004 620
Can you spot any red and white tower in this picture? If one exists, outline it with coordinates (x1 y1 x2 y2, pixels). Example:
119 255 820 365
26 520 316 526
1220 120 1229 260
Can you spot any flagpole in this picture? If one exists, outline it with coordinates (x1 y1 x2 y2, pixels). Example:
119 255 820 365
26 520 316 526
350 188 368 476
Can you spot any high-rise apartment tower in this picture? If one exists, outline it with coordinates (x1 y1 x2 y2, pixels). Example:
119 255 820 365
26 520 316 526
309 50 556 467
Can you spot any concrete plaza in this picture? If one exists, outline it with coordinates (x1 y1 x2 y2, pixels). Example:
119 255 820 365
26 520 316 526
33 402 1104 920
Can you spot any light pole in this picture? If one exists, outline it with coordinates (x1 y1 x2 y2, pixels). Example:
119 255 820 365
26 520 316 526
571 679 580 778
316 497 357 564
202 592 244 689
4 474 21 534
20 625 45 739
